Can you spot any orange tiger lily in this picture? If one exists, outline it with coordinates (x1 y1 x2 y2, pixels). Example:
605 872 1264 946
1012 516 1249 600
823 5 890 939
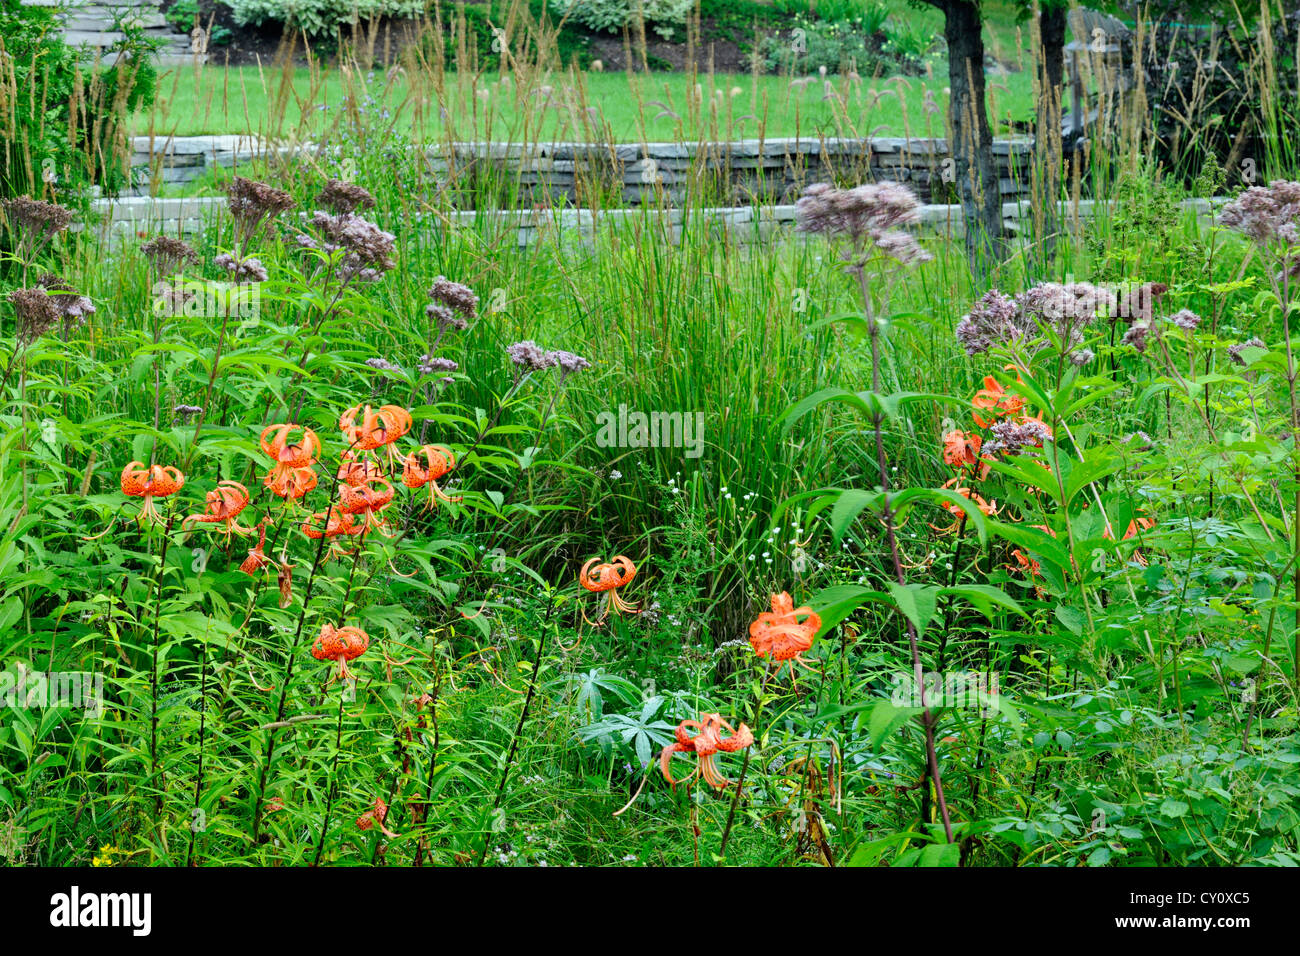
579 555 639 619
942 430 982 468
340 404 412 451
971 375 1025 428
1009 524 1056 580
261 423 320 499
931 476 998 534
265 464 318 500
1102 514 1157 566
302 506 363 559
311 623 370 683
339 476 395 534
183 480 253 535
749 592 821 677
402 444 461 508
337 450 384 488
357 796 397 837
240 521 272 574
660 713 754 789
120 461 185 524
260 423 320 468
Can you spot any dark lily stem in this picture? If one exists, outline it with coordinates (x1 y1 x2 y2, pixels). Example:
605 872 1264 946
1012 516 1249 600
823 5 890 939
312 692 348 865
717 664 774 860
414 635 446 866
475 592 559 867
249 443 357 844
186 639 209 867
307 535 368 862
855 264 955 845
410 621 456 865
148 513 176 812
934 514 969 672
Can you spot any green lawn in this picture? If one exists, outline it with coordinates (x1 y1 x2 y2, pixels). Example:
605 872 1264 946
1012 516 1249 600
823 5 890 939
138 64 1035 141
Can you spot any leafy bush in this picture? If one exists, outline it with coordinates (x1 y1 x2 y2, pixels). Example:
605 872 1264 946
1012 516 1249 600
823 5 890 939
226 0 426 36
881 18 935 73
761 15 886 75
551 0 695 39
166 0 234 45
0 0 158 200
0 0 81 199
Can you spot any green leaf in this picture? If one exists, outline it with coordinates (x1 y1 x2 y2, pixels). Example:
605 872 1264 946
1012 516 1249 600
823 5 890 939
828 489 880 544
1055 604 1086 636
917 842 961 867
1159 798 1189 818
868 699 922 751
886 581 938 635
808 584 890 636
937 584 1026 621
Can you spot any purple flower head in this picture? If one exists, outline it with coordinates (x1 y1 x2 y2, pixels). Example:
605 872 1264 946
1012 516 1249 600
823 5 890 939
507 340 557 372
955 289 1026 356
141 235 199 276
1220 180 1300 245
317 179 376 215
222 176 293 240
984 418 1052 458
428 277 479 321
547 350 591 379
214 253 269 283
795 181 930 264
9 287 59 344
1 196 73 239
1228 337 1266 366
309 211 396 275
418 354 459 376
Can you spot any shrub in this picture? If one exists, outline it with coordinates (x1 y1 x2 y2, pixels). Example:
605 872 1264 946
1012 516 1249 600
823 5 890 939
226 0 426 36
761 15 886 75
0 0 157 200
550 0 695 39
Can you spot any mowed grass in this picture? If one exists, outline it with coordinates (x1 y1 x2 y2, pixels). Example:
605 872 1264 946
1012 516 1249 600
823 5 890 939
138 63 1036 141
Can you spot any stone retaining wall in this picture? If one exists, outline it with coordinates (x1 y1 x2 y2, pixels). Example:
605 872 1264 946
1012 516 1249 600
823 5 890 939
126 135 1036 205
88 194 1225 248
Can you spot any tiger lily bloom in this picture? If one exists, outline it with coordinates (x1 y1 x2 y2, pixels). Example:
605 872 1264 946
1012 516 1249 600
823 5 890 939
339 476 395 534
579 555 639 619
311 623 370 683
749 592 821 676
120 461 185 524
240 521 272 575
931 477 997 534
260 423 320 468
971 375 1025 428
183 480 253 535
302 506 363 559
1009 524 1057 581
265 464 318 500
261 423 321 498
337 450 385 488
340 404 412 452
942 430 982 468
357 796 397 837
660 713 754 790
402 444 461 508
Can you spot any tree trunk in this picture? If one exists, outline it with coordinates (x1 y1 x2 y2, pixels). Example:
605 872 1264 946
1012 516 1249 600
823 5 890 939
933 0 1005 269
1034 2 1068 266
